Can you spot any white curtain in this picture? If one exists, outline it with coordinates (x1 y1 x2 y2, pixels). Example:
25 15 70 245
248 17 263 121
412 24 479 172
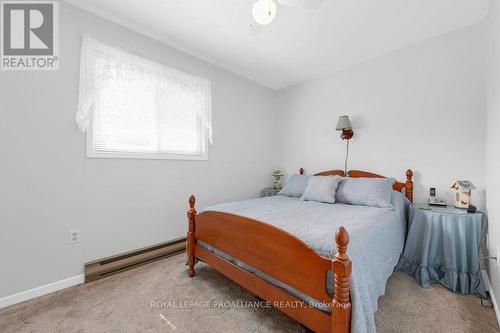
76 35 213 145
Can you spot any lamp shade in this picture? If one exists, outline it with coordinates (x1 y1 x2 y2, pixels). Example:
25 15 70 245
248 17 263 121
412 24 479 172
336 115 352 131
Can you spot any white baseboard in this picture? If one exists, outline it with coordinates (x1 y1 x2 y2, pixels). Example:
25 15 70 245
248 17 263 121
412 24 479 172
482 270 500 328
0 274 84 310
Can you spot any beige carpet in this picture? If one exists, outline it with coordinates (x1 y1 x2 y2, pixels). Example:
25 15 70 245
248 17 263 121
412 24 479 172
0 254 498 333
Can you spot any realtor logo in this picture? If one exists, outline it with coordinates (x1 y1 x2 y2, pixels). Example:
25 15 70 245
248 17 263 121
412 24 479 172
1 0 59 70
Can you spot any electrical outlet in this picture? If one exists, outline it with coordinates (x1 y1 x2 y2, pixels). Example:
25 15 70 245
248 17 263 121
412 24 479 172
69 229 80 244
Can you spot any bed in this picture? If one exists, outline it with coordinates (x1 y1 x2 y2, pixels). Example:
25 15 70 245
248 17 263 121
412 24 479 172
186 168 413 333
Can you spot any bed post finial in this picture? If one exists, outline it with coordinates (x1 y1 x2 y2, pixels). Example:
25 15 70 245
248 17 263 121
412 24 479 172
332 226 352 333
189 195 196 209
299 168 304 175
335 226 349 260
187 195 197 277
405 169 414 203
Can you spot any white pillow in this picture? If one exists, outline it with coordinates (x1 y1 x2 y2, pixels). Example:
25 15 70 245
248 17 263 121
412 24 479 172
300 176 342 204
278 174 310 197
335 177 395 208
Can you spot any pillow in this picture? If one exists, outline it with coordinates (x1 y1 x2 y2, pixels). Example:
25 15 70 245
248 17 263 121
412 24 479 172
300 176 342 204
278 174 310 197
335 177 395 208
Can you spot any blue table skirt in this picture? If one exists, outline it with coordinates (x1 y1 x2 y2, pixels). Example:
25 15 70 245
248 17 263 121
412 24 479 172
396 207 486 297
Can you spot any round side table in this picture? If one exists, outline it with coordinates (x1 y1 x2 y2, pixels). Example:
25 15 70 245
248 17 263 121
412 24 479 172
396 204 486 296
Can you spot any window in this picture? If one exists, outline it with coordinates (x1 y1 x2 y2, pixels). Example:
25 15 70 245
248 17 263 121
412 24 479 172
76 35 212 160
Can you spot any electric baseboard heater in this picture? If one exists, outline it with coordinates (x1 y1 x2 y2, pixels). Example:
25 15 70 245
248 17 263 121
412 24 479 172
84 237 186 283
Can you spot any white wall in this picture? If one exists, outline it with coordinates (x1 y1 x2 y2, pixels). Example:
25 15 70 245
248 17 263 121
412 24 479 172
0 2 277 299
486 0 500 312
276 24 487 207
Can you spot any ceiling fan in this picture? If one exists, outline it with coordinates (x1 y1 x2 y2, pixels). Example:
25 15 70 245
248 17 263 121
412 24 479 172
250 0 324 33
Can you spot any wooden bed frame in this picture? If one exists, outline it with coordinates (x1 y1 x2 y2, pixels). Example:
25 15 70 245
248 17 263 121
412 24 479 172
187 168 413 333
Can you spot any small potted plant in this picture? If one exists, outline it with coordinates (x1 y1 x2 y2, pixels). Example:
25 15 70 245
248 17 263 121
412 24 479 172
272 169 284 190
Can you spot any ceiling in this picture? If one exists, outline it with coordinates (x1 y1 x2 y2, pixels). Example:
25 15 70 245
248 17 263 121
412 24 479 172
65 0 491 90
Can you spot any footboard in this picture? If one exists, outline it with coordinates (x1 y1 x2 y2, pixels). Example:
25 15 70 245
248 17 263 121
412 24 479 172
187 195 352 333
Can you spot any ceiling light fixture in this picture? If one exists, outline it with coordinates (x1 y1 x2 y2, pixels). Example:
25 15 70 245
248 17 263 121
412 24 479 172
252 0 277 26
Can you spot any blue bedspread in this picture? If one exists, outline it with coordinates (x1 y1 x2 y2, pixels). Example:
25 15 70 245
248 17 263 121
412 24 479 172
203 192 409 333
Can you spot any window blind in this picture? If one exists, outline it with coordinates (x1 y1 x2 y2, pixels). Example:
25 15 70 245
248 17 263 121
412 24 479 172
76 35 212 159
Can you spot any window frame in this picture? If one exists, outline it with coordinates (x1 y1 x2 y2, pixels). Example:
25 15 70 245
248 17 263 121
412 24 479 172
79 36 211 161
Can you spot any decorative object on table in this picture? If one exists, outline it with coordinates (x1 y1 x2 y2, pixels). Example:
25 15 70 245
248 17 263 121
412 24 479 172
427 187 447 206
271 169 284 190
261 187 280 197
396 205 486 297
451 180 476 209
336 115 353 176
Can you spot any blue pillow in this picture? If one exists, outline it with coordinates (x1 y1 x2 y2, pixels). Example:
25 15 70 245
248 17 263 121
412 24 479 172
300 176 342 203
278 174 310 197
335 177 395 208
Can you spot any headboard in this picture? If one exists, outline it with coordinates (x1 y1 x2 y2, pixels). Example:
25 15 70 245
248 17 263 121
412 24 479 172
299 168 414 203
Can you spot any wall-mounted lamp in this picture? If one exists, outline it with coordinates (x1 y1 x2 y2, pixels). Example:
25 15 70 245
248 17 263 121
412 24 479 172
336 115 354 176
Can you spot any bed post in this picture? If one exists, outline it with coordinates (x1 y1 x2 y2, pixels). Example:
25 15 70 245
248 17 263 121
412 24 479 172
405 169 414 203
187 195 197 277
331 226 352 333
